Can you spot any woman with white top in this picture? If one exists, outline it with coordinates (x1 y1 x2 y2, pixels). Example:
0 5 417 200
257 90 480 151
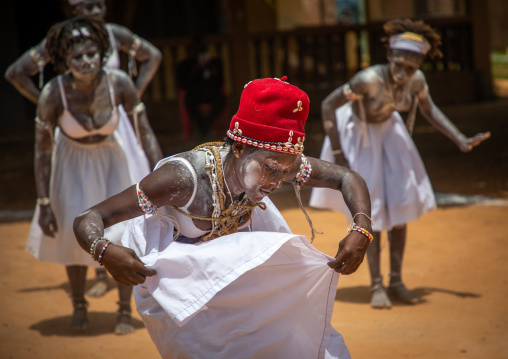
26 17 163 333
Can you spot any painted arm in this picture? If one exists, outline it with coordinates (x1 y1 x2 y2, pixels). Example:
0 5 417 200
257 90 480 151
321 74 367 167
291 156 372 275
34 81 60 236
73 159 194 286
4 39 48 104
115 70 163 169
110 23 162 97
417 75 490 152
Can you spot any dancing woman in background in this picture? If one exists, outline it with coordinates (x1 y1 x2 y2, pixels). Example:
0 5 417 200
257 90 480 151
6 0 163 298
5 0 161 104
26 17 163 333
310 18 490 309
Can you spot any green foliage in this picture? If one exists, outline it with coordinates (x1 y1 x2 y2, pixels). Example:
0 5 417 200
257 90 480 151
491 51 508 79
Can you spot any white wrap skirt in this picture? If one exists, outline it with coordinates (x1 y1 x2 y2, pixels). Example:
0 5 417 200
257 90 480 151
309 102 436 231
26 106 151 266
121 198 351 359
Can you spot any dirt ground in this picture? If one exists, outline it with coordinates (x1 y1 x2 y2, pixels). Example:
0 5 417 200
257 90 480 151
1 98 507 358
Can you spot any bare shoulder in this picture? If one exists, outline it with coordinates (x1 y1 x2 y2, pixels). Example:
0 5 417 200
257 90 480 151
156 151 206 176
107 22 134 44
34 37 47 52
350 64 385 92
144 151 206 207
408 69 428 94
37 77 63 121
39 78 62 108
107 68 136 97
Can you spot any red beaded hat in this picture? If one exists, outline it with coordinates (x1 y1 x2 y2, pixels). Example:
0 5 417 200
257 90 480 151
227 76 309 155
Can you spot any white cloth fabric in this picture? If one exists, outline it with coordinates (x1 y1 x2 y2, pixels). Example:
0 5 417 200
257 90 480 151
26 106 150 266
309 102 436 231
121 195 351 359
104 24 121 70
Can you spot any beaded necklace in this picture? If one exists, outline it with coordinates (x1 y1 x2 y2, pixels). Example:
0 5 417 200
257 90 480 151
137 142 320 242
171 142 266 241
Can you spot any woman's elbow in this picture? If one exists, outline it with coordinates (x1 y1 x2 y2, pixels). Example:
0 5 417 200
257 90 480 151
73 208 100 234
5 65 19 84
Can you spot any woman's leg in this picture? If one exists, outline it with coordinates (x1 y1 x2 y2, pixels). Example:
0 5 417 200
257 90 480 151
115 283 135 335
86 267 109 297
366 231 392 308
66 265 89 331
387 224 419 304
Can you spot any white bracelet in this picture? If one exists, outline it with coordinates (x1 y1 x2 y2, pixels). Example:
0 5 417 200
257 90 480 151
332 149 343 155
351 212 373 226
36 197 50 206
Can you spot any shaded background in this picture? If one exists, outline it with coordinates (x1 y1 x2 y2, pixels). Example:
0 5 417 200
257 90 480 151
0 2 507 358
1 0 507 215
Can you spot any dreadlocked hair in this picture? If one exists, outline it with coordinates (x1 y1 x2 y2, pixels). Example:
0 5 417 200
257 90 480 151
46 17 110 74
382 18 442 59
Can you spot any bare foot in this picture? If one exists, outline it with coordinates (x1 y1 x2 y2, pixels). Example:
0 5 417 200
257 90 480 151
115 310 135 335
388 282 420 304
370 284 392 309
71 300 89 333
86 279 108 298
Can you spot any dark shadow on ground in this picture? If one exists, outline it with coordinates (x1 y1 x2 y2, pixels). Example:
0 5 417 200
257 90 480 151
29 312 145 337
335 285 481 305
18 277 118 297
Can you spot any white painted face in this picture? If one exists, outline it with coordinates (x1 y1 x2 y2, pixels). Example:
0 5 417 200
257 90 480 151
65 40 102 76
388 49 425 84
73 0 106 20
236 147 297 202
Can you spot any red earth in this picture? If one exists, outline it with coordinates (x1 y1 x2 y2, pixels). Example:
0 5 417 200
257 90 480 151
1 98 507 358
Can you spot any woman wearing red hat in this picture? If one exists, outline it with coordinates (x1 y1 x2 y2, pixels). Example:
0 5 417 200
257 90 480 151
74 77 371 358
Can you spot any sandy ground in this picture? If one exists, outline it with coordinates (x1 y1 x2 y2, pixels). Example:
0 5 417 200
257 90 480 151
1 194 508 359
1 98 507 358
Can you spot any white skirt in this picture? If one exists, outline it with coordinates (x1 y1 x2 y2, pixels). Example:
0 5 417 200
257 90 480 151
26 106 151 266
121 198 351 359
309 102 436 231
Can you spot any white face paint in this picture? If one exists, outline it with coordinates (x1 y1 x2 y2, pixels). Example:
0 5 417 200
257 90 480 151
242 158 260 191
388 49 424 84
66 40 102 76
236 148 296 202
74 0 106 20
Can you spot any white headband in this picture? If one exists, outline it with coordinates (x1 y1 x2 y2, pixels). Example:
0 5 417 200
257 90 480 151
68 0 86 5
388 32 431 55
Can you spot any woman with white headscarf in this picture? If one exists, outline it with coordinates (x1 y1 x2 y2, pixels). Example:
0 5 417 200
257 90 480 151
310 18 490 309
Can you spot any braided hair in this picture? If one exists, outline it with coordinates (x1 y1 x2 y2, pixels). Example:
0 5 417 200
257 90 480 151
382 18 442 59
46 17 109 74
